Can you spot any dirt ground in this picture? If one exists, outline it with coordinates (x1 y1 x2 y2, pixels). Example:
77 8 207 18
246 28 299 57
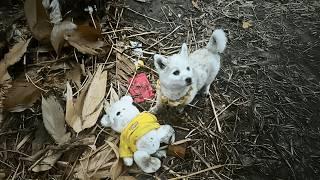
121 0 320 179
0 0 320 179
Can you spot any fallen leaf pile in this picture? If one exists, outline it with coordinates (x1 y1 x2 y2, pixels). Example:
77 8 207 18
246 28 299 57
0 39 30 83
3 79 41 112
66 65 108 133
24 0 52 43
74 137 122 179
24 0 104 55
42 95 71 144
0 39 31 124
64 24 104 55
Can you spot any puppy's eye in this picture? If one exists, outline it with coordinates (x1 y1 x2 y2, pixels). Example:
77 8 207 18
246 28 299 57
116 112 121 116
173 70 180 75
186 67 190 71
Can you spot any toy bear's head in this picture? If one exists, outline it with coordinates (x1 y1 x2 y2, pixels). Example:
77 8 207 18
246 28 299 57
101 96 140 133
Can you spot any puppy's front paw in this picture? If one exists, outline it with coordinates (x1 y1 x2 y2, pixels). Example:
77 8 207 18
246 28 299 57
123 157 133 166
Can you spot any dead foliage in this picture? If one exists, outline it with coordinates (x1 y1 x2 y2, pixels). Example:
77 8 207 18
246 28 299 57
0 39 30 83
66 65 108 133
3 79 41 112
74 137 122 179
24 0 52 43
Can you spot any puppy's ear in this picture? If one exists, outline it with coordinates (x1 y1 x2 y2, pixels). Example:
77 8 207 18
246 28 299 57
101 114 113 127
154 54 169 70
121 95 133 104
180 43 188 57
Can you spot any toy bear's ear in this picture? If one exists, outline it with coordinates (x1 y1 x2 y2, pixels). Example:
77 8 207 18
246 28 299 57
121 95 133 104
101 114 113 127
180 43 188 58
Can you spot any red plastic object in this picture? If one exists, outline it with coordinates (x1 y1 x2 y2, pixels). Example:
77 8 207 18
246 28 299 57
128 73 155 103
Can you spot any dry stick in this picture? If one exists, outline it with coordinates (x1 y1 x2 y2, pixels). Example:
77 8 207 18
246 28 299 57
127 31 159 38
126 7 162 23
113 47 158 74
108 21 118 39
11 161 20 180
25 74 48 92
208 97 240 129
212 140 220 162
146 25 181 50
116 8 124 30
163 165 181 177
125 71 137 95
101 27 133 34
89 12 97 29
191 147 223 180
145 15 153 28
101 44 114 69
189 18 198 49
161 7 173 28
209 94 222 132
216 98 240 117
168 165 225 180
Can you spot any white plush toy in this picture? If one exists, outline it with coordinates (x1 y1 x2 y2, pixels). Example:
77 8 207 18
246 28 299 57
100 96 175 173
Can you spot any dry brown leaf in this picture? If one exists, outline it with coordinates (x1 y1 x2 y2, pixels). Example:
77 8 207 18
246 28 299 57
65 82 83 133
74 137 122 180
51 20 77 55
3 79 41 112
24 0 52 43
66 65 107 133
31 150 63 172
42 95 71 144
64 25 104 55
82 66 108 128
0 39 31 83
66 62 82 88
168 143 187 159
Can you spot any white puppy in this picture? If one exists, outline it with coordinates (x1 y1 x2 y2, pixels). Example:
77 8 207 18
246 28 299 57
150 29 227 113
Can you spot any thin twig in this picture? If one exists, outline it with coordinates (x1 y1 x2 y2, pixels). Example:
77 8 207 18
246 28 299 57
168 165 226 180
126 7 162 23
146 26 181 50
209 93 222 132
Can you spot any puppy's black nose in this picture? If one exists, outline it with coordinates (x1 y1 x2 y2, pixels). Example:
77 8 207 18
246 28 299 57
185 78 192 85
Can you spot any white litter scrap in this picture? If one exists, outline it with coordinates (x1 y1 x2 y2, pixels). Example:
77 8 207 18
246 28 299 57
130 41 143 57
42 0 62 24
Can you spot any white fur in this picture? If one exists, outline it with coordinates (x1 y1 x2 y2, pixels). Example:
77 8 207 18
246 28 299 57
151 29 227 113
100 96 175 173
42 0 62 24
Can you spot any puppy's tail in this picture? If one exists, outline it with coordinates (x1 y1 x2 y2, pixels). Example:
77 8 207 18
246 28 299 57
206 29 227 53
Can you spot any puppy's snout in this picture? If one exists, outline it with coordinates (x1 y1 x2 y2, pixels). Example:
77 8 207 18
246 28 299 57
185 78 192 85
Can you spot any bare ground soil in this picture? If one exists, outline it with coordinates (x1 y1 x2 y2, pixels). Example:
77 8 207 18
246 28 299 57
122 0 320 179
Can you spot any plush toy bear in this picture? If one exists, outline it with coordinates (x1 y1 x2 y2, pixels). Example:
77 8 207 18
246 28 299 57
100 96 175 173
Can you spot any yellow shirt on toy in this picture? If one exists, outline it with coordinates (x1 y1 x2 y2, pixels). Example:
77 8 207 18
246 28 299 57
120 112 160 158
